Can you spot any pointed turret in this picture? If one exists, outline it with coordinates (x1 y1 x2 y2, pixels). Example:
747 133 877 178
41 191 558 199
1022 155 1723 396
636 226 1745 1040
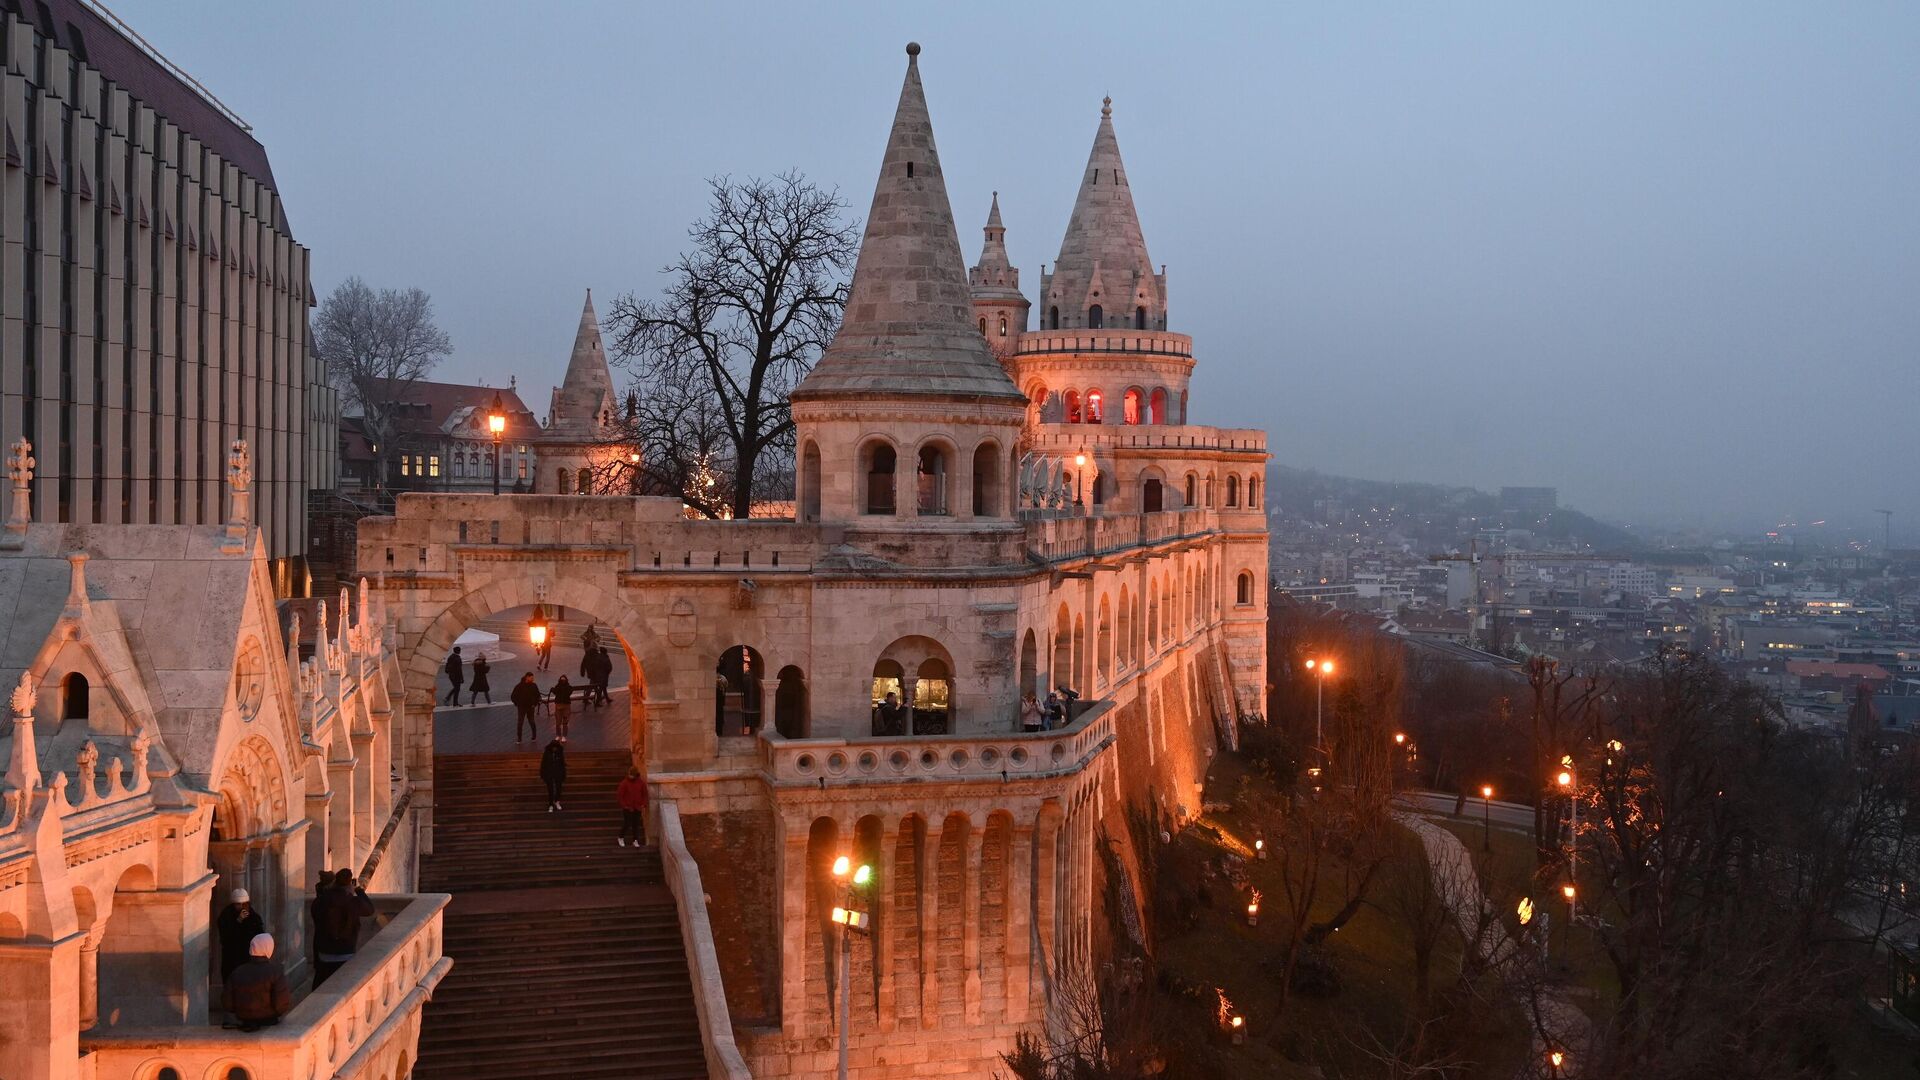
1040 97 1166 332
547 289 616 437
970 192 1029 363
791 44 1024 405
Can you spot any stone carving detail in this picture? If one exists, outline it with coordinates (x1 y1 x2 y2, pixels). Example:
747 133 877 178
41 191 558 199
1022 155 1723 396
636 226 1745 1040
10 673 33 716
233 636 267 722
3 438 31 544
223 439 253 550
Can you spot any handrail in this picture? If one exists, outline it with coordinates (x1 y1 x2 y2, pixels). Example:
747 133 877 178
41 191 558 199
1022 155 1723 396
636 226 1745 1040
658 801 754 1079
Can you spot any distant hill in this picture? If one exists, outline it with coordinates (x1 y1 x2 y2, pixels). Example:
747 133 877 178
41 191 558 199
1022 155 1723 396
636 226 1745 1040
1267 465 1642 552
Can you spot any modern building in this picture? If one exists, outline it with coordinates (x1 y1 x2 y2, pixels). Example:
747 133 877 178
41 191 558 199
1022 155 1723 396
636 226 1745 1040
0 0 326 594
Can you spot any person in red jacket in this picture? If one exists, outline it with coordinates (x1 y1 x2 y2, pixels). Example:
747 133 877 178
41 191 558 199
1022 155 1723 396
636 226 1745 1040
616 767 648 848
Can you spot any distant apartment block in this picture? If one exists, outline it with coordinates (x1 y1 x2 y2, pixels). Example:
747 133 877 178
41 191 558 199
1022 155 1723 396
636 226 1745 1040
1500 485 1558 516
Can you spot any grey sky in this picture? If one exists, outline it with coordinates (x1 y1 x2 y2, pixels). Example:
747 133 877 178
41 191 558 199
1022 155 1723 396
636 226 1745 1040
115 1 1918 537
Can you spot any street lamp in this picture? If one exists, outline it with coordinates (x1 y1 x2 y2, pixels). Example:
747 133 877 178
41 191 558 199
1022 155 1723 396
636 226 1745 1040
1548 1048 1566 1078
1557 760 1579 924
1073 451 1087 507
527 604 549 648
487 392 507 496
629 450 641 495
1480 784 1494 852
830 854 874 1080
1304 658 1335 769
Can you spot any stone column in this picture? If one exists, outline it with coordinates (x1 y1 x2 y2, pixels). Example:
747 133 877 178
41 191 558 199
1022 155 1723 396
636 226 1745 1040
304 790 332 884
918 820 938 1030
0 934 83 1080
326 757 358 873
876 819 898 1033
272 822 310 980
777 824 809 1037
1005 823 1034 1022
954 450 976 522
1033 813 1057 1002
77 933 100 1030
368 714 394 829
962 822 983 1024
96 873 216 1026
350 730 376 863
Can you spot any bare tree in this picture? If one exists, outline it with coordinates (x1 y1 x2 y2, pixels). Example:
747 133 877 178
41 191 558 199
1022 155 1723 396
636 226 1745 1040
314 277 452 491
604 172 858 520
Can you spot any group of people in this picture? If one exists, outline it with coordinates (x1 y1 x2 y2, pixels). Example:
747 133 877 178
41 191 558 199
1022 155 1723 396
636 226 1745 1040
441 646 491 706
211 867 376 1032
440 627 621 750
1020 686 1079 733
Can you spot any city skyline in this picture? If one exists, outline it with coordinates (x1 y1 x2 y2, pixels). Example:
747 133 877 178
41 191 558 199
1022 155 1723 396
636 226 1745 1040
112 0 1920 535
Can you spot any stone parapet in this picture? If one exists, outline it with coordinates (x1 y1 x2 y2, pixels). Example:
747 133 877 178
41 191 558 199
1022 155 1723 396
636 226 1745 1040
658 801 755 1079
1015 329 1193 358
758 701 1114 789
1025 424 1265 455
79 893 449 1080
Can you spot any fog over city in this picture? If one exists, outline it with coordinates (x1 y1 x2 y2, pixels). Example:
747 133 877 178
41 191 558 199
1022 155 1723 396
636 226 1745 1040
118 0 1919 536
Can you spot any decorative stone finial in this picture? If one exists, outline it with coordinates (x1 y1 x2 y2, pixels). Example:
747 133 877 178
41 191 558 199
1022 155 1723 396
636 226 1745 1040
6 675 41 793
905 41 920 57
223 439 252 551
64 553 90 616
1101 95 1112 119
4 438 33 545
10 674 33 717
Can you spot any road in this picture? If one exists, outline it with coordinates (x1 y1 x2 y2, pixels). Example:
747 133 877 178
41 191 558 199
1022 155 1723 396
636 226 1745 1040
1396 789 1537 831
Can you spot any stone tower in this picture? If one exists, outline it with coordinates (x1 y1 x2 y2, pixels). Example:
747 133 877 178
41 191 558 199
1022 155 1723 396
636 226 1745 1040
1038 97 1167 332
538 289 624 493
969 192 1029 368
789 43 1027 525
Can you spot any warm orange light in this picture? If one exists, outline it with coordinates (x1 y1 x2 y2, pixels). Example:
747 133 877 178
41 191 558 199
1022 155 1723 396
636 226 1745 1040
1561 884 1577 901
1320 660 1334 675
1481 785 1494 799
1557 770 1573 788
1394 733 1406 746
1549 1050 1565 1069
488 413 505 435
832 855 851 879
529 624 547 646
1304 658 1315 670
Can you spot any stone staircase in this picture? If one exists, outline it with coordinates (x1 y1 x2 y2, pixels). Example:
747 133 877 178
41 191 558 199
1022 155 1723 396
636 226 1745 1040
414 752 707 1079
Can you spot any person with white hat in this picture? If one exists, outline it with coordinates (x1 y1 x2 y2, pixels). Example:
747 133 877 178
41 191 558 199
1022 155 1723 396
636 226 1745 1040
222 933 292 1032
216 887 266 985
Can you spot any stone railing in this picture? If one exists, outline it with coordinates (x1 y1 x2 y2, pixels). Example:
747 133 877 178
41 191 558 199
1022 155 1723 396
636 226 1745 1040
1025 509 1218 562
758 701 1116 788
81 893 452 1080
1015 328 1194 358
657 801 754 1080
60 735 153 815
1024 424 1267 454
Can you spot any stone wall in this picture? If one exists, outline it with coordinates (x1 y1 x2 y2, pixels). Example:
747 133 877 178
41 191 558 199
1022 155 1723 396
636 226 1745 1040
682 803 781 1026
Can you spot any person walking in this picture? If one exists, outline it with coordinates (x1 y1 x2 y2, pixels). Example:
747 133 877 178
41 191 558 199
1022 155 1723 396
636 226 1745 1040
215 887 266 987
590 646 613 707
510 673 542 743
223 933 293 1032
468 653 492 706
581 623 601 655
536 634 553 671
540 738 568 812
312 868 374 986
551 675 576 742
442 646 465 706
616 766 648 847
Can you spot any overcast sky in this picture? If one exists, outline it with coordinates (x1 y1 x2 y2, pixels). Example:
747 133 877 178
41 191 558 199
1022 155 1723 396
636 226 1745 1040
115 1 1918 537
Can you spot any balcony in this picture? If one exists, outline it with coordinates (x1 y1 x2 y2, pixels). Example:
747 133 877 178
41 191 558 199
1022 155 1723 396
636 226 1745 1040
758 700 1116 789
81 893 451 1080
1025 508 1219 562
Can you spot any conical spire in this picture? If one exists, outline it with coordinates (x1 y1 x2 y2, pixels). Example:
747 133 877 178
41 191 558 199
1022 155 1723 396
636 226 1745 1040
1042 97 1166 332
792 44 1024 405
548 289 617 435
970 192 1022 297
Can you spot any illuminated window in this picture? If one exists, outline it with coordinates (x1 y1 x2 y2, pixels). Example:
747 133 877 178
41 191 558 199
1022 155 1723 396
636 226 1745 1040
428 455 441 478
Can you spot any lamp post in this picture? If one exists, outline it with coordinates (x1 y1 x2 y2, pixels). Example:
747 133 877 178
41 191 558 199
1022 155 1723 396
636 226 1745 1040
487 392 507 496
628 451 641 496
1304 658 1334 769
1073 452 1087 507
830 855 874 1080
528 605 549 649
1557 761 1579 924
1481 784 1494 852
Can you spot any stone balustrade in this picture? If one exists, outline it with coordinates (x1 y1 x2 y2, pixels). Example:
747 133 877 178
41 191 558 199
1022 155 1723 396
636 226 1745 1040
1024 424 1266 454
656 802 752 1080
60 736 153 815
1015 328 1194 358
758 700 1115 788
1024 508 1218 562
81 893 451 1080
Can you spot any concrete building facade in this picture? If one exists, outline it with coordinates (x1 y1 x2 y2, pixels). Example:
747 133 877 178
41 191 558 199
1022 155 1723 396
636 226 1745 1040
0 0 324 594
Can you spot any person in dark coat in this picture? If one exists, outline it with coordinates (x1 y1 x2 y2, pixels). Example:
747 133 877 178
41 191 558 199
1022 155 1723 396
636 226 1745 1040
590 646 613 706
873 691 908 736
510 672 542 743
550 675 576 741
540 739 567 812
312 868 375 986
468 653 492 706
442 646 464 706
223 933 292 1031
616 766 648 847
216 887 266 984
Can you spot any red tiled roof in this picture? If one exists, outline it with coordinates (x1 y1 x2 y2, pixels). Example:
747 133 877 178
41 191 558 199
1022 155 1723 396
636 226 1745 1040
363 378 541 439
